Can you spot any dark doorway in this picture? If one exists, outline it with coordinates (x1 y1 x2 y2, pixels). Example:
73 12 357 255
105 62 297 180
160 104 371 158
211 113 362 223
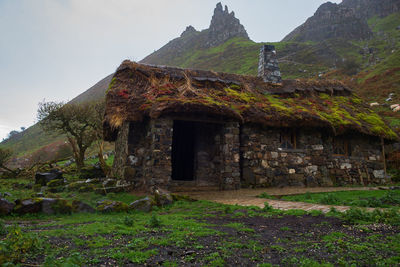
172 121 196 181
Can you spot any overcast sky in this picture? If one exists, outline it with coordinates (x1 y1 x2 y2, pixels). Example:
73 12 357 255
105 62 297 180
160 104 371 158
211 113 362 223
0 0 342 140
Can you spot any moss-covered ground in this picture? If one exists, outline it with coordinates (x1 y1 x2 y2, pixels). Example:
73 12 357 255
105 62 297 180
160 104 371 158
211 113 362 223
268 189 400 208
1 170 400 266
1 196 400 266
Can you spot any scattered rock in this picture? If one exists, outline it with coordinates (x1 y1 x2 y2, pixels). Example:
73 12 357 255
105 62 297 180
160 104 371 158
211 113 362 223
14 199 43 214
0 198 15 215
35 169 63 186
96 200 129 213
171 194 197 202
153 188 173 206
41 198 72 215
47 179 65 188
65 181 85 191
33 184 42 192
46 186 65 193
102 178 117 187
373 170 385 179
72 200 95 213
79 166 104 179
129 197 154 212
94 186 129 195
85 178 101 184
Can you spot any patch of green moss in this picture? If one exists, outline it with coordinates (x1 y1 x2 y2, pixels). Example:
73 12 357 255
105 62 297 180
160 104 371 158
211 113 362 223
351 97 363 105
265 95 293 115
106 77 117 93
224 88 256 103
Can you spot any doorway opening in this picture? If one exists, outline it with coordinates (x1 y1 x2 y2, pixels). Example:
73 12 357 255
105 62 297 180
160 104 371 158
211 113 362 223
171 120 196 181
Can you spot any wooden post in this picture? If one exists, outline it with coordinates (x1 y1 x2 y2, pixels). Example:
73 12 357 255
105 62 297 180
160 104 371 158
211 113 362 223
381 137 387 180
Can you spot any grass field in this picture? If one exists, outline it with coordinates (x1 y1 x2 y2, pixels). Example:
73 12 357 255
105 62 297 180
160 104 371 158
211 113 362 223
1 198 400 266
277 190 400 208
1 168 400 266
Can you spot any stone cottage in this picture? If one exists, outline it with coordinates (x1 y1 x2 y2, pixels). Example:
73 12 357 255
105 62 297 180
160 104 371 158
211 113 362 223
103 45 397 191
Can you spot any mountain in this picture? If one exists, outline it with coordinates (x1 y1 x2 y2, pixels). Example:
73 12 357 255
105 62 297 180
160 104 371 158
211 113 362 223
283 0 400 42
2 0 400 159
141 3 249 66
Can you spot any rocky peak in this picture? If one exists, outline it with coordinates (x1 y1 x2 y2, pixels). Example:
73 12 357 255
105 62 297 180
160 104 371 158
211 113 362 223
341 0 400 19
206 2 249 47
180 25 198 37
282 0 372 42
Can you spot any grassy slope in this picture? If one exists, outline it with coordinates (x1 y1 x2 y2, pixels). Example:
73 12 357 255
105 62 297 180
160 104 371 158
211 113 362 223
3 13 400 159
0 124 64 157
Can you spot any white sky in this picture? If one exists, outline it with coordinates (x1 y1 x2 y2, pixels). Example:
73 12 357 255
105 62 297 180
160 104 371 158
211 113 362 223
0 0 342 140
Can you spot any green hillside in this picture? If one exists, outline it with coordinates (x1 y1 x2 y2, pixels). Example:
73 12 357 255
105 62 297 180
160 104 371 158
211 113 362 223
2 5 400 162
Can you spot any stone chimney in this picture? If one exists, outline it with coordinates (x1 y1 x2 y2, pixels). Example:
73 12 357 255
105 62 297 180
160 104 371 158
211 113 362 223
258 45 282 84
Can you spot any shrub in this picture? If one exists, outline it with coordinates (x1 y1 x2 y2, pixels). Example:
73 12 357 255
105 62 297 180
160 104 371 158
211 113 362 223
123 216 134 227
224 206 233 214
0 225 40 265
304 192 312 200
258 192 275 199
343 207 400 225
263 202 274 212
0 220 6 236
149 213 161 228
320 193 340 205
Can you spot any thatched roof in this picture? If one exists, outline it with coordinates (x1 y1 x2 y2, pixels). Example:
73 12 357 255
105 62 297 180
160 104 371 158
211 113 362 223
104 60 397 141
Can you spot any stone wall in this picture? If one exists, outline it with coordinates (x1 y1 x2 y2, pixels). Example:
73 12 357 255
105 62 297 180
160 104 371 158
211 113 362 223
193 123 223 187
112 122 130 179
220 122 241 190
241 124 387 188
114 119 387 191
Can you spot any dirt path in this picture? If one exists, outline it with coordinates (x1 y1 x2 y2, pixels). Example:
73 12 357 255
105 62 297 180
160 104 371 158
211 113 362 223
180 186 380 213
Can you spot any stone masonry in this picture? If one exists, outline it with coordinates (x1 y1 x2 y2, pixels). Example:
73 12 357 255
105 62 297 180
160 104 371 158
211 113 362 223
241 125 387 188
258 45 282 84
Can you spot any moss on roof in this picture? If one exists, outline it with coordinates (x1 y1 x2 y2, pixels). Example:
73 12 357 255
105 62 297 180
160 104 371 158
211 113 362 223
104 61 397 141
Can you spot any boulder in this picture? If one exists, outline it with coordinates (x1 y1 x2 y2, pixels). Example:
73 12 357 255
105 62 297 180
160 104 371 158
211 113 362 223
46 186 65 193
85 178 101 184
153 188 173 206
41 199 72 215
71 200 95 213
96 200 129 213
0 198 15 215
35 169 63 186
47 179 65 188
94 185 132 195
129 197 154 212
14 199 43 214
65 181 87 191
102 178 117 187
79 166 104 179
35 192 45 197
0 192 12 198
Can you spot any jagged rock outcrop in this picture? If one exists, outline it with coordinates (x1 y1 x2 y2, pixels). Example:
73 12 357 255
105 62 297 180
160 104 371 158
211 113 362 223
141 2 249 66
341 0 400 19
283 1 372 42
283 0 400 42
205 3 249 48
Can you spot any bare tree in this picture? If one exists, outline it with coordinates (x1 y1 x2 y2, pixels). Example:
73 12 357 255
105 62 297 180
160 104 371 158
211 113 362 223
89 100 111 176
37 101 97 171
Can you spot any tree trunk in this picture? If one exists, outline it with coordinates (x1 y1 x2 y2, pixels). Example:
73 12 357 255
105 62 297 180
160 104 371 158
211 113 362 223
76 148 86 171
97 140 111 177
